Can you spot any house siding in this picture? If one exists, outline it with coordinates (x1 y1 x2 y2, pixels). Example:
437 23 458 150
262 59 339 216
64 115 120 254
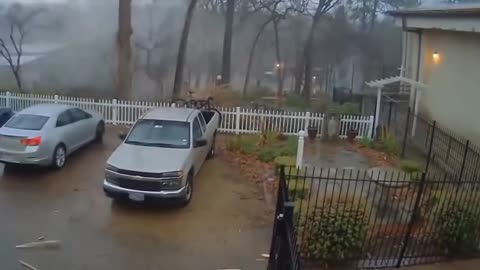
407 29 480 145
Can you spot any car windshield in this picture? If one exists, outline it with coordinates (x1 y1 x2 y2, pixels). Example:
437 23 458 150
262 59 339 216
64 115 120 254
125 119 190 148
4 114 49 130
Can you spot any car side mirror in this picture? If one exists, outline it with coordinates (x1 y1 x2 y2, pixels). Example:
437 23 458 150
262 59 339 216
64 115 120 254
194 138 207 148
118 133 127 141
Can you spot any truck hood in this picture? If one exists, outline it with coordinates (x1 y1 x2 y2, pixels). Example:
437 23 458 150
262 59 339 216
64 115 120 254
107 143 190 173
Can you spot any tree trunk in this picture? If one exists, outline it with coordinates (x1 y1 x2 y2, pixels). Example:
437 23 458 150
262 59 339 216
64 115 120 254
301 26 315 100
368 0 379 33
242 19 271 97
172 0 198 98
294 52 304 94
273 19 284 103
220 0 234 86
13 69 21 89
117 0 132 99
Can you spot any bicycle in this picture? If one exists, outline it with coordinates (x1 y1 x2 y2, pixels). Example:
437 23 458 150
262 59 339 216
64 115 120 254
171 92 222 123
171 91 217 110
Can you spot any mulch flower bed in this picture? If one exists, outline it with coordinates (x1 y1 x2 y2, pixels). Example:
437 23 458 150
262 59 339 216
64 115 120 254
347 142 398 167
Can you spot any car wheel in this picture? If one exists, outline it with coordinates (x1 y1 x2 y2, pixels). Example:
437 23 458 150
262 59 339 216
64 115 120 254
52 144 67 169
95 122 105 143
180 173 193 207
207 135 216 159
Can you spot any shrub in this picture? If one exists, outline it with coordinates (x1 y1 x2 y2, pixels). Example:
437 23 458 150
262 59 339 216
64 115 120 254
301 202 368 263
288 178 309 200
225 136 256 154
258 148 277 162
399 160 422 173
274 156 296 167
378 130 400 155
435 203 480 256
359 137 375 148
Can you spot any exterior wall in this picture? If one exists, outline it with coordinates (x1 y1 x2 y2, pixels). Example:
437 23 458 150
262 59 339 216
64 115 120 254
405 29 480 145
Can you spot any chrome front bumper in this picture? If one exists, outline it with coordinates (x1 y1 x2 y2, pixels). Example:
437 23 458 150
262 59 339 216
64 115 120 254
103 179 187 199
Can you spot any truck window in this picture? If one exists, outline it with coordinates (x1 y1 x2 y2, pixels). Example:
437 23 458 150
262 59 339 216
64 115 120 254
125 120 190 148
192 117 203 141
198 113 206 133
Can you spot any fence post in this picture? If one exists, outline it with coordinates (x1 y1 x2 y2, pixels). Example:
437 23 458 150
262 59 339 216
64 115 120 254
401 107 411 158
235 106 241 135
457 140 470 187
367 115 374 139
305 112 311 132
424 120 436 174
296 131 305 169
54 94 59 104
396 172 427 268
112 99 118 126
5 91 11 108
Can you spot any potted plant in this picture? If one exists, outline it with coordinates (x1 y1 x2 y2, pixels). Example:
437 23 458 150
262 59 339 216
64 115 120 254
346 128 358 142
307 125 318 139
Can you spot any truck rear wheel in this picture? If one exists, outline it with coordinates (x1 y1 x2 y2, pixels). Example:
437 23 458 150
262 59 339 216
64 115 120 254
207 134 216 159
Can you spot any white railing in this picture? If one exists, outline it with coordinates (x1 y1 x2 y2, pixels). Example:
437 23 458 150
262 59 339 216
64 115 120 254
0 91 374 138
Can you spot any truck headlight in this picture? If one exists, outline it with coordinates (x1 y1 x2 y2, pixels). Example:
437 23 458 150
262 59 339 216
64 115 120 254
162 170 184 178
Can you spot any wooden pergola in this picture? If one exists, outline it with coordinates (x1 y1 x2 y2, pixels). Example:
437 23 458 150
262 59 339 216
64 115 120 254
365 76 428 137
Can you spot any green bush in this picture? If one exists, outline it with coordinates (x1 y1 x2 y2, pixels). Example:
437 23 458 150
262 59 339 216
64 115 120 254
288 179 309 200
400 160 422 173
258 148 277 162
435 203 480 256
301 203 368 263
359 137 375 148
378 130 400 155
225 136 256 154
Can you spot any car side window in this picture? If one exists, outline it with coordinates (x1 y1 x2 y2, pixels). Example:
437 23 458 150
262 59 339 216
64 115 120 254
56 111 72 127
192 117 203 141
69 108 89 122
198 113 206 133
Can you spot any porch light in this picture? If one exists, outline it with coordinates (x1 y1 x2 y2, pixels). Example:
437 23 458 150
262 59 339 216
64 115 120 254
433 52 440 63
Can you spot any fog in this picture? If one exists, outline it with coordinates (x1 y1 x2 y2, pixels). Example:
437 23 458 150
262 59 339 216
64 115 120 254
0 0 408 100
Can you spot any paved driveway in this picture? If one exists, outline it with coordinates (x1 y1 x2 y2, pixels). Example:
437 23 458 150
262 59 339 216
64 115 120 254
0 127 272 270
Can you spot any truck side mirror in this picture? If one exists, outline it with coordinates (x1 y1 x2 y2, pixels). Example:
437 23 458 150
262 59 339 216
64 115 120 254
194 138 207 148
118 133 127 141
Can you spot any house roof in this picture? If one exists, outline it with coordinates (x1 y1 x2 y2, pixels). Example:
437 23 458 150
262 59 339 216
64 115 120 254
387 4 480 17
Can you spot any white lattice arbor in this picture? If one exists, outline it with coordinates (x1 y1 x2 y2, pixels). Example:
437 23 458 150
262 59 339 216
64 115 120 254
365 76 428 137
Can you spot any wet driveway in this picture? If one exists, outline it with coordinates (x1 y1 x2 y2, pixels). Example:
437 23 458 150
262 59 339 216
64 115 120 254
0 127 272 270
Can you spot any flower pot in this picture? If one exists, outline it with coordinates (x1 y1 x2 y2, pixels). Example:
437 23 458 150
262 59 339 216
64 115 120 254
347 129 358 142
307 126 318 139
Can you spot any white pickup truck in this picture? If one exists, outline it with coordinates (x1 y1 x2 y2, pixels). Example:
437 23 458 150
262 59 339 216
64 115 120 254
103 107 220 206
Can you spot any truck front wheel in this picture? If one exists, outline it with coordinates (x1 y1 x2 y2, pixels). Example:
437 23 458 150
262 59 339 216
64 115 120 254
180 173 193 207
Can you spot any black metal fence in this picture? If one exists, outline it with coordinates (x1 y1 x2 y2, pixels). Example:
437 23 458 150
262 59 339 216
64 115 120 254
390 108 480 183
278 166 480 269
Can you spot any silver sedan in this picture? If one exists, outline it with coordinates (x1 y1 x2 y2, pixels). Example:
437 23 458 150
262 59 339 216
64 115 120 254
0 104 105 169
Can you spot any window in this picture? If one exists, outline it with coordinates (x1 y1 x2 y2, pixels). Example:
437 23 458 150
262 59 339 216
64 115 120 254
56 111 72 127
69 108 90 122
192 117 203 141
198 113 206 133
125 120 190 148
5 114 49 130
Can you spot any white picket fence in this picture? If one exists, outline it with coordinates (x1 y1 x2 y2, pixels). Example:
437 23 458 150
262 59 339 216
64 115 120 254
0 91 374 138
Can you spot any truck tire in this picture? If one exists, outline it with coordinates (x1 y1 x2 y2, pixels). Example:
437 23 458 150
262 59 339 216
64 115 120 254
180 173 193 207
207 134 216 159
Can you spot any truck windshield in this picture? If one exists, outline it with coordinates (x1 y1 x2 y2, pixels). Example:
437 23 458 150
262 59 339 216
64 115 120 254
125 119 190 148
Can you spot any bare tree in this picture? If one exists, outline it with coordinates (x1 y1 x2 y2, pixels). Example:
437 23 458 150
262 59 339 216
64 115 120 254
220 0 235 86
173 0 199 98
0 4 44 89
117 0 132 99
242 0 293 99
296 0 339 100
